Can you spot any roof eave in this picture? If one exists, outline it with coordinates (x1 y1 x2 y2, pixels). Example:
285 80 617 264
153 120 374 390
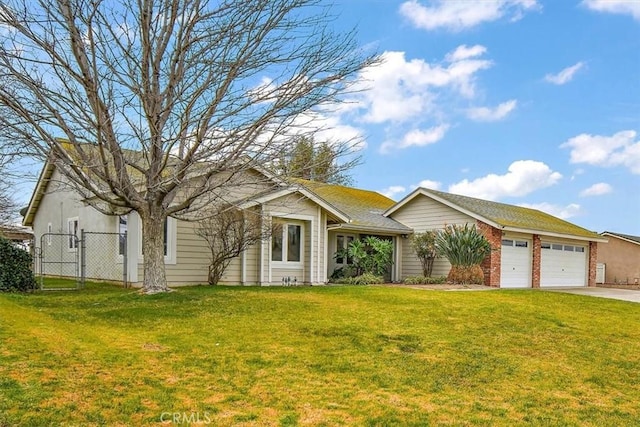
601 232 639 246
22 160 55 227
328 223 412 235
503 226 607 243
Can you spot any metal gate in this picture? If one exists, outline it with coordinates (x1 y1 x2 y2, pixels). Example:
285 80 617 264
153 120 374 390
37 230 128 290
38 233 81 290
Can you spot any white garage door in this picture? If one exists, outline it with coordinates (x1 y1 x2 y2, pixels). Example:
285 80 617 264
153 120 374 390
540 242 587 287
500 239 531 288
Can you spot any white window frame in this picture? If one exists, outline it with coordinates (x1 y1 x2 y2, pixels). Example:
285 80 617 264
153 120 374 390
67 217 79 251
271 220 304 267
115 215 128 261
137 216 177 265
47 223 52 246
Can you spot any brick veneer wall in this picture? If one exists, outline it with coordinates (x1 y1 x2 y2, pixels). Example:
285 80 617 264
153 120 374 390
588 241 598 287
532 235 541 288
477 221 501 287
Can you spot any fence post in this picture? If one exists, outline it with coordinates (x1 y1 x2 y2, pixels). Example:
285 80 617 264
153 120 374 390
80 229 86 288
122 231 128 288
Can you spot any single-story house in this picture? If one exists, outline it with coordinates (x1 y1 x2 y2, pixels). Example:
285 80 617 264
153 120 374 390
22 160 606 288
597 232 640 285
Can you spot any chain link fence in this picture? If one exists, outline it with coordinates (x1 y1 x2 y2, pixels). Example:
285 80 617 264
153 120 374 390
37 230 128 289
81 231 128 287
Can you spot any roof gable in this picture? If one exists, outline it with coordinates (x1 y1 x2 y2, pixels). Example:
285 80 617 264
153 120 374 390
292 179 412 233
386 187 603 241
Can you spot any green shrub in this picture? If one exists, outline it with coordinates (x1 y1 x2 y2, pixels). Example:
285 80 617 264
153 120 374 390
333 236 394 278
410 231 438 277
0 237 36 292
435 224 492 285
403 275 448 285
342 273 385 285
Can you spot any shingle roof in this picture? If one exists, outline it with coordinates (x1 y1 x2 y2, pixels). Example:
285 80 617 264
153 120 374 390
293 179 412 233
602 231 640 245
391 188 602 240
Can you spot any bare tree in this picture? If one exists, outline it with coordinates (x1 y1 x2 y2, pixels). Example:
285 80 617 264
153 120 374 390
0 0 376 293
195 207 273 286
0 153 18 225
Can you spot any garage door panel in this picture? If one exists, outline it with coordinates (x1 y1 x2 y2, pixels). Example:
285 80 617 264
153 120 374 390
500 239 531 288
541 243 587 287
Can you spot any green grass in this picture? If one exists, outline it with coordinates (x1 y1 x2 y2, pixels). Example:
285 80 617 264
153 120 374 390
1 284 640 426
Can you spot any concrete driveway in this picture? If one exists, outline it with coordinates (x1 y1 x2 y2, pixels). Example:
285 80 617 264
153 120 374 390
545 287 640 303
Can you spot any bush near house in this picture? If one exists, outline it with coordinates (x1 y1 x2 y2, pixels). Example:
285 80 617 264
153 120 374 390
331 236 394 284
0 237 36 292
435 224 492 285
341 273 385 285
410 231 438 277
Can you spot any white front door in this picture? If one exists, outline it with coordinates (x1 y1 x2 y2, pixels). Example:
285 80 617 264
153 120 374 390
540 242 587 287
500 239 531 288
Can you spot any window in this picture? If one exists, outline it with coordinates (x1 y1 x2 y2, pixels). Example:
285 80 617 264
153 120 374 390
515 240 528 248
564 245 574 252
552 244 563 251
541 243 551 249
271 222 302 264
47 223 52 246
67 217 79 250
575 246 585 253
336 235 354 264
501 239 514 246
118 216 128 256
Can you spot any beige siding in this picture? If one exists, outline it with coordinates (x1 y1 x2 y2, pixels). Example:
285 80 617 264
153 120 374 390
390 195 474 279
164 220 210 284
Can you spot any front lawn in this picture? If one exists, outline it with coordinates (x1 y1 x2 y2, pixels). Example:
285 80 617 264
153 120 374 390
1 284 639 426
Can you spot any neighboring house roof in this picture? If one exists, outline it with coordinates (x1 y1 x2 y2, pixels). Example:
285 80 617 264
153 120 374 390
0 225 34 241
385 187 605 242
293 179 412 234
601 231 640 246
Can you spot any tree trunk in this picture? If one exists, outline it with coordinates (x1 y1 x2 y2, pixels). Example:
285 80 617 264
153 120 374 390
140 211 169 294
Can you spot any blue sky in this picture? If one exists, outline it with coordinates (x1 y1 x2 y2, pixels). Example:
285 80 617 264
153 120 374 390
322 0 640 235
13 1 639 235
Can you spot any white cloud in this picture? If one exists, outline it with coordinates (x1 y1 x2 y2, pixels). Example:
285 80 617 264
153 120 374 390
380 185 407 199
399 0 540 32
544 62 585 85
518 202 582 220
583 0 640 20
354 48 492 125
416 179 442 190
448 160 562 200
380 124 449 153
467 99 517 122
580 182 613 197
445 44 487 62
560 130 640 174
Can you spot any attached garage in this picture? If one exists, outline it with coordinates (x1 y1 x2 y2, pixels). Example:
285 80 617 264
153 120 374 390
540 242 587 287
386 187 606 288
500 238 531 288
